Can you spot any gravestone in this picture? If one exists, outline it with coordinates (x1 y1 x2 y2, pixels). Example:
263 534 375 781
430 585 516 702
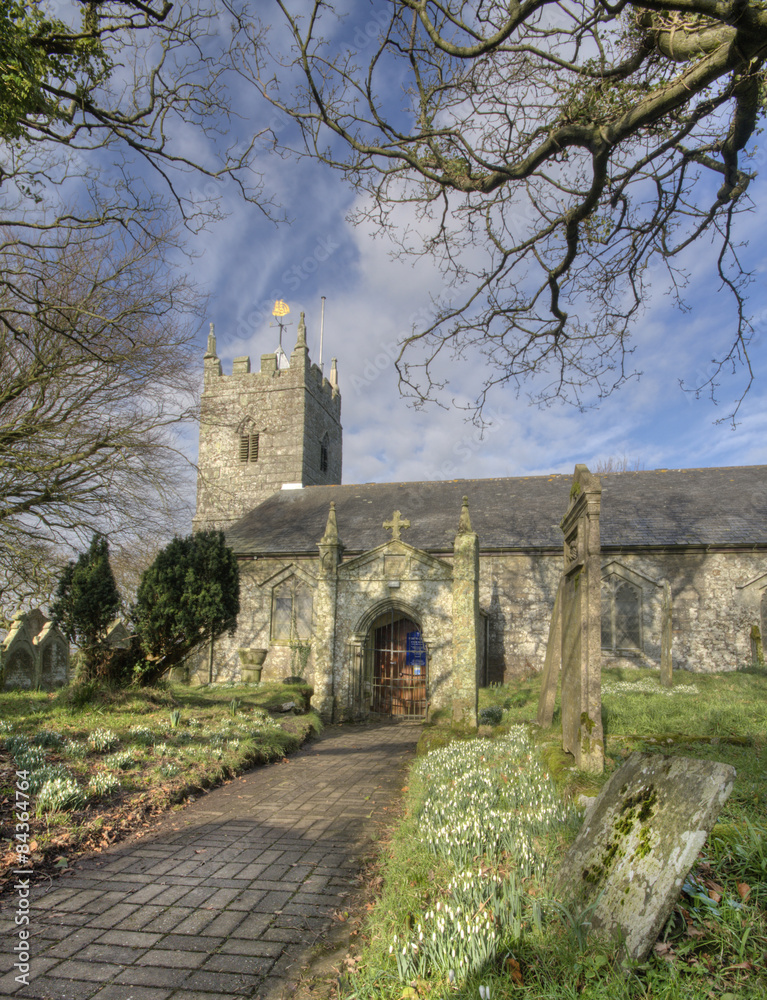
536 575 563 728
761 590 767 650
1 611 69 690
750 624 764 668
556 752 735 965
559 465 604 772
660 580 673 686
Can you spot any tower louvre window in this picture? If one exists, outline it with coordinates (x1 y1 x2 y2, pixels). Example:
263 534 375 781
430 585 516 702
239 433 259 463
320 434 329 473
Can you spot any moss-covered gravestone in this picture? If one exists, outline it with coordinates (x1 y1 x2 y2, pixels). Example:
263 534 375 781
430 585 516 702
556 752 735 965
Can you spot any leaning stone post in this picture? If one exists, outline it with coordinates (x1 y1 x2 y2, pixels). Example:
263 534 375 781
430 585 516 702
452 497 479 726
560 465 604 773
314 502 342 722
751 624 765 668
537 575 563 728
660 580 673 687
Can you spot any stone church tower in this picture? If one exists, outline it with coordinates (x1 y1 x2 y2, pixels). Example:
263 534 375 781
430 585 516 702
193 314 342 531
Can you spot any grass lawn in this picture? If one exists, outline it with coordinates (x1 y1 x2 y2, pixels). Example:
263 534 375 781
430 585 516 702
338 666 767 1000
0 680 320 893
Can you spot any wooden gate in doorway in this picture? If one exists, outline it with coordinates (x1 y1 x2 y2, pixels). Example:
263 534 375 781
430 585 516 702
368 610 427 718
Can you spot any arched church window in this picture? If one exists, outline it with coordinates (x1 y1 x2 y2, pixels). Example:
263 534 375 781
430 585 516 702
239 432 259 463
601 576 642 652
271 577 313 642
320 433 329 473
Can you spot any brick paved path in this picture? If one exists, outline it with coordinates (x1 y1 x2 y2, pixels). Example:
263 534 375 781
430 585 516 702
0 721 421 1000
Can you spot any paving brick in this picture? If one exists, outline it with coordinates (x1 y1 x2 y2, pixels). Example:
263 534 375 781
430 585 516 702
217 938 284 958
141 907 197 933
196 909 246 937
33 927 104 959
95 930 163 949
261 926 305 944
0 955 61 985
51 958 125 981
227 913 273 939
2 974 102 999
255 890 294 912
200 952 275 976
113 964 192 988
157 933 225 953
110 906 167 932
121 883 167 905
73 943 141 965
134 949 207 969
86 902 141 927
181 969 263 993
90 986 172 1000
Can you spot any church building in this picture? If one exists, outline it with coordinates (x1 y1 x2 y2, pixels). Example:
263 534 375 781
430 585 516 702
191 317 767 722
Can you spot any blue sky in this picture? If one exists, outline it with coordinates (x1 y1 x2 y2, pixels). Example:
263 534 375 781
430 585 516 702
174 4 767 490
183 170 767 491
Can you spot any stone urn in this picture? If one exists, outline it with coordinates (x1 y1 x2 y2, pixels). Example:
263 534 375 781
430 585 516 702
238 648 268 685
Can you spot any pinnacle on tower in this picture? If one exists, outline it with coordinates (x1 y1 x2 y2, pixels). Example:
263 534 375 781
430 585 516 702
205 323 217 358
294 312 308 352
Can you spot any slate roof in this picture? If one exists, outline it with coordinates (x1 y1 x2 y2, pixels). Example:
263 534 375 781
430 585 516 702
226 466 767 556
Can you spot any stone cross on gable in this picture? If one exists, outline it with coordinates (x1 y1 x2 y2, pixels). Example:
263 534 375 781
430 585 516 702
383 510 410 541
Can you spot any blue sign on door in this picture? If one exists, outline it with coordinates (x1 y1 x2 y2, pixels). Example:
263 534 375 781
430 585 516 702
406 631 426 670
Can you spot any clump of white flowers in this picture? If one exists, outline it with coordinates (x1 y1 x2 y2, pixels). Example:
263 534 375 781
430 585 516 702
105 750 136 771
88 772 121 798
35 776 86 814
32 730 66 748
414 728 572 869
87 728 119 752
26 764 70 794
128 725 156 745
602 679 698 696
391 728 572 984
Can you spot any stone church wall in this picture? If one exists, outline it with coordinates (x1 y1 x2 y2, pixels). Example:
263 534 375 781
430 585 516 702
611 548 764 672
187 557 316 685
188 544 765 691
479 551 561 681
478 547 765 681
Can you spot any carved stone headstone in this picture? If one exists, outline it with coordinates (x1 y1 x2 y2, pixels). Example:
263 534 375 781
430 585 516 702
751 624 765 668
556 752 735 965
1 611 69 690
660 580 673 687
559 465 604 772
536 575 563 728
761 589 767 651
452 497 479 726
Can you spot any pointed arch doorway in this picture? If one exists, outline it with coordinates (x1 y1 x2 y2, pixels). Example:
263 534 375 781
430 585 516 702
364 606 428 718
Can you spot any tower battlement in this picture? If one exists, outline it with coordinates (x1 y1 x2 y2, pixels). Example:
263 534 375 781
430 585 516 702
194 313 342 532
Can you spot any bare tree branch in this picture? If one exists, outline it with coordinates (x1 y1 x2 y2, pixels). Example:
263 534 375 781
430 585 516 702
236 0 767 420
